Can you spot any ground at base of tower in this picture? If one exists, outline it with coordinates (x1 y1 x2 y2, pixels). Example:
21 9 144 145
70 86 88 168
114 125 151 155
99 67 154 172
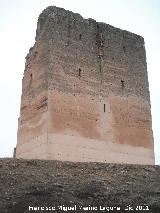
0 158 159 212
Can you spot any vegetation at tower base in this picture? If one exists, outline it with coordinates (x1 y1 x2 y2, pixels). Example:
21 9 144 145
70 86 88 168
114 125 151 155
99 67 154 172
0 159 160 213
16 6 154 164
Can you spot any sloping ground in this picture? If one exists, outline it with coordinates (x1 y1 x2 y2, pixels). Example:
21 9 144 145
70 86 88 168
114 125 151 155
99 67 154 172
0 159 160 213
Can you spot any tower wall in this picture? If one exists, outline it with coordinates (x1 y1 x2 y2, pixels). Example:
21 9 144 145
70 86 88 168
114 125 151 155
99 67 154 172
16 6 155 164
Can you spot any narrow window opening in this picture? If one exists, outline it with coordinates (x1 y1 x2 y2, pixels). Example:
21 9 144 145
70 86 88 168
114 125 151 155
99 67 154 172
121 80 125 89
104 104 106 112
34 51 38 58
30 73 32 81
78 68 81 77
79 34 82 40
123 46 126 53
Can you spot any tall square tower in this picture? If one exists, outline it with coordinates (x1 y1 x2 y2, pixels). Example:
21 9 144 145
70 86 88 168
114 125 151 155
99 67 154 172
16 6 154 164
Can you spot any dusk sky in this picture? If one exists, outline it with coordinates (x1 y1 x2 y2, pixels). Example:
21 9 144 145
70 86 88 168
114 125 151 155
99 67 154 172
0 0 159 164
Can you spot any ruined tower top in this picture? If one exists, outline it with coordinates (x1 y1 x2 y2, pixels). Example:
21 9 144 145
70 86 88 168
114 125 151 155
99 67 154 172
36 6 144 40
17 6 154 164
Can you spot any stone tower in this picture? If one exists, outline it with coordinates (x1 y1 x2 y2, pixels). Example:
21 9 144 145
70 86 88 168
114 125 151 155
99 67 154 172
16 6 155 164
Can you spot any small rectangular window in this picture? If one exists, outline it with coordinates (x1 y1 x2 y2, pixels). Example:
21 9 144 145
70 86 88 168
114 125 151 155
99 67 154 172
104 104 105 112
121 80 124 89
78 68 81 77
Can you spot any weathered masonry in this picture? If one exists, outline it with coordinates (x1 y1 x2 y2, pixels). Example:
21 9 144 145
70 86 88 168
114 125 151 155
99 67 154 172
16 6 155 164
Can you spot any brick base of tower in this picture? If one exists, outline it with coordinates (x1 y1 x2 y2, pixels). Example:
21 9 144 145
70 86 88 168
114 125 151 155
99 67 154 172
16 135 154 164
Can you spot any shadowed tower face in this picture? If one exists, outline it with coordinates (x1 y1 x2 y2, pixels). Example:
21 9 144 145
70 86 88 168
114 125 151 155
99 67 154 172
16 6 155 164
